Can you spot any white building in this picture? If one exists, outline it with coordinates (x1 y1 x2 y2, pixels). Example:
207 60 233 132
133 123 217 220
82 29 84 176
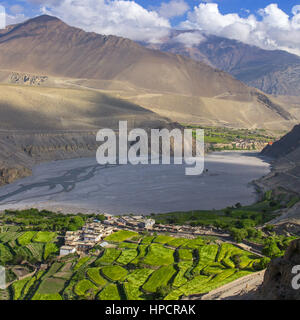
60 245 77 256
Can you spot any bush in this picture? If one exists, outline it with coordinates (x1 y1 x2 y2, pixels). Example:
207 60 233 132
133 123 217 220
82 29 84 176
230 228 248 243
262 239 282 258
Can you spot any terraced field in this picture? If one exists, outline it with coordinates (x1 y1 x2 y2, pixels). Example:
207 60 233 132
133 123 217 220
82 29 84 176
3 230 267 300
0 230 58 265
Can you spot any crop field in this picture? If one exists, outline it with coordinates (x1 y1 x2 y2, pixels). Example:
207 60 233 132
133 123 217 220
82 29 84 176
142 243 174 266
116 249 138 265
0 229 59 265
101 266 128 281
142 265 177 293
87 268 107 287
98 284 121 300
5 230 268 300
104 230 138 242
33 231 56 243
95 248 121 265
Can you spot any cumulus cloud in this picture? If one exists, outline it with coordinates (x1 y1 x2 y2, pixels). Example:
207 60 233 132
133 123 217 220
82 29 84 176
172 31 206 46
41 0 171 43
157 0 189 19
5 13 27 25
180 3 300 56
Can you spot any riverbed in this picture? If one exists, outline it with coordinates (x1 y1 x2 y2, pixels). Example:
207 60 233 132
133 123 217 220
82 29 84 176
0 152 270 215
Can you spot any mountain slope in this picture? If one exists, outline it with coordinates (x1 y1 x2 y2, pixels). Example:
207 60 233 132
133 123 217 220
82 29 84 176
0 15 297 130
262 124 300 159
258 125 300 224
143 30 300 96
0 15 248 97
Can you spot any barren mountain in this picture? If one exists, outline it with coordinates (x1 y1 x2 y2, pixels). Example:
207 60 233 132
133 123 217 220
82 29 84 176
0 15 247 97
0 15 297 130
143 30 300 96
262 124 300 159
258 125 300 225
0 84 172 186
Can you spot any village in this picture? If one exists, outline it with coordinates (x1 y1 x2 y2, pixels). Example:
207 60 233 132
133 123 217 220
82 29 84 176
59 214 230 256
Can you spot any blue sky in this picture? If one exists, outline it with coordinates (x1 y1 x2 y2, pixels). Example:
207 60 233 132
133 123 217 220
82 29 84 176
3 1 299 24
1 1 300 55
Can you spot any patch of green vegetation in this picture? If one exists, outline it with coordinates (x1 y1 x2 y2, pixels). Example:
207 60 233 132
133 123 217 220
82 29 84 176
173 262 193 287
73 257 90 271
17 232 37 246
87 268 107 287
141 236 156 244
43 243 59 260
177 249 194 261
74 279 98 297
101 265 128 281
167 238 189 248
124 269 154 300
11 277 31 300
94 248 121 266
153 235 175 244
98 284 121 300
116 249 138 265
183 125 277 151
37 278 66 295
104 230 138 243
33 231 56 243
0 243 13 264
3 209 97 232
142 265 176 293
143 244 174 266
32 293 62 300
2 209 277 301
118 242 139 249
131 245 148 264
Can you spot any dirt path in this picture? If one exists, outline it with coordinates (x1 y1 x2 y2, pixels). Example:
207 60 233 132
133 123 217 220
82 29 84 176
199 270 265 300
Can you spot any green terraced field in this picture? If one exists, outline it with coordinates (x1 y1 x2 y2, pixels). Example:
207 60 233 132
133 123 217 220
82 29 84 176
4 230 267 301
116 249 138 265
94 248 121 265
33 232 56 243
142 244 175 266
143 265 177 293
101 266 128 281
98 284 121 300
87 268 107 287
104 230 138 242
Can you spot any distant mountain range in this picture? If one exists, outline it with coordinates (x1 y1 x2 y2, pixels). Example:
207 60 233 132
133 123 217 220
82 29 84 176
0 15 297 131
142 30 300 97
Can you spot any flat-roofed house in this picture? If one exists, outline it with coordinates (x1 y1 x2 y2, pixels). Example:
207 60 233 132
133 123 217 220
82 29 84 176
60 245 77 256
138 219 155 229
83 233 102 242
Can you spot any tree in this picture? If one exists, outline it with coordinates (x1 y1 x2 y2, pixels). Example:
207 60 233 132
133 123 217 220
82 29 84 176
230 228 248 243
154 285 172 300
262 239 282 258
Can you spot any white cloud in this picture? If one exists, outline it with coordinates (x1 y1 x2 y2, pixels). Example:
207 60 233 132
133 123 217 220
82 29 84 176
41 0 171 43
172 31 206 46
157 0 189 19
180 3 300 56
6 13 27 25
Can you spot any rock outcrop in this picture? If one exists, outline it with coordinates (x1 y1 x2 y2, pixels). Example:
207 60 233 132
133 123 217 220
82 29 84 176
0 132 100 186
10 72 48 86
259 239 300 300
